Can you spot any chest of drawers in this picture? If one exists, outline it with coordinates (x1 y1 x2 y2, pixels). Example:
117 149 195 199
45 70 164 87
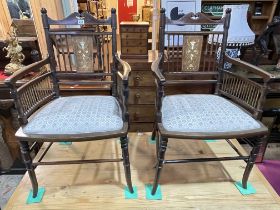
124 51 156 132
120 22 149 59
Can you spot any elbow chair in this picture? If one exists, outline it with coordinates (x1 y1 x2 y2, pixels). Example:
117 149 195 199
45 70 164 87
5 8 134 198
150 8 274 195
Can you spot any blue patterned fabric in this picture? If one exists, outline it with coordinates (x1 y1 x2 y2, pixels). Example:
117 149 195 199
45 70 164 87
161 94 261 132
23 96 123 135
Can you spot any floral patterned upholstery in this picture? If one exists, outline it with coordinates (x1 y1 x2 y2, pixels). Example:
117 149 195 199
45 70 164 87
161 94 261 133
23 96 123 135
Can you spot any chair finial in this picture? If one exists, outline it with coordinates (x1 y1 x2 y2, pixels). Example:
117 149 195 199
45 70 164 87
225 8 232 14
160 8 166 14
41 8 47 14
111 8 116 14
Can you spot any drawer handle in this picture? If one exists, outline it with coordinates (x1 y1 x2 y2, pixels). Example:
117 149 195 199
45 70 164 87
134 93 141 104
134 76 141 86
133 112 140 121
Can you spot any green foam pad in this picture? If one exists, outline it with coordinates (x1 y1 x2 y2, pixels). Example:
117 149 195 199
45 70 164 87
204 140 217 142
145 184 162 200
59 142 72 145
26 187 45 204
124 186 138 199
234 181 256 195
148 136 156 144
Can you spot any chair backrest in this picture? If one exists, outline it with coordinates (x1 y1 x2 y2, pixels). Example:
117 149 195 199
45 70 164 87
158 8 231 90
41 8 118 93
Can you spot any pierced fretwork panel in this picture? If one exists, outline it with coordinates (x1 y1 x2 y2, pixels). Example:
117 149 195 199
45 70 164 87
18 73 54 118
51 32 112 73
221 71 262 110
164 32 223 73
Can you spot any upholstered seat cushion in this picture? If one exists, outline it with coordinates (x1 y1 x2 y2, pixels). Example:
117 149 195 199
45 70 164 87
161 94 261 133
23 96 123 135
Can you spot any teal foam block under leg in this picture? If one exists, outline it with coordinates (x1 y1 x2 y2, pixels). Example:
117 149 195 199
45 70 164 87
26 187 45 204
204 140 217 142
124 186 138 199
234 181 256 195
145 184 162 200
148 136 156 144
59 142 72 145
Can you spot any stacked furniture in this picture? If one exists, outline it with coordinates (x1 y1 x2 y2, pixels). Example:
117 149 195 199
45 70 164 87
120 22 149 59
126 52 156 132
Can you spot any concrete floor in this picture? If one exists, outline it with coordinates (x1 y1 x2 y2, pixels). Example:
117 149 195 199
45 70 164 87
0 143 279 209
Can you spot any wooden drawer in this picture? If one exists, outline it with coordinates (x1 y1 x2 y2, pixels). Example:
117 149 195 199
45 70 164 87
0 88 12 99
121 39 147 47
129 105 155 122
129 122 154 132
129 71 154 87
121 47 147 55
121 33 148 40
121 27 148 33
128 87 156 105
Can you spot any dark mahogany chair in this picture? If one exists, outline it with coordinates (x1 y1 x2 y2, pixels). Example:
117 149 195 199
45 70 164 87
5 8 134 198
150 8 274 195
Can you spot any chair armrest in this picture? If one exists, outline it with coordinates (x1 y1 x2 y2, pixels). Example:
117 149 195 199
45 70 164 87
114 53 131 81
225 54 274 82
4 57 54 124
113 53 131 122
220 56 275 119
5 56 50 85
151 53 166 83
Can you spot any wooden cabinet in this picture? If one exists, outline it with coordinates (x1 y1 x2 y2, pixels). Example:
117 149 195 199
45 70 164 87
125 51 157 132
201 0 278 35
248 0 278 34
120 22 149 59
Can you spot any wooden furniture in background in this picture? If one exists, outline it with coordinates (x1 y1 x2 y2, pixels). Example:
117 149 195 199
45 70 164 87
142 5 153 24
0 18 40 69
0 75 20 171
251 16 280 67
150 8 273 195
120 22 149 59
125 51 156 132
77 0 108 19
5 8 134 198
12 19 36 37
201 0 278 35
0 71 39 172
